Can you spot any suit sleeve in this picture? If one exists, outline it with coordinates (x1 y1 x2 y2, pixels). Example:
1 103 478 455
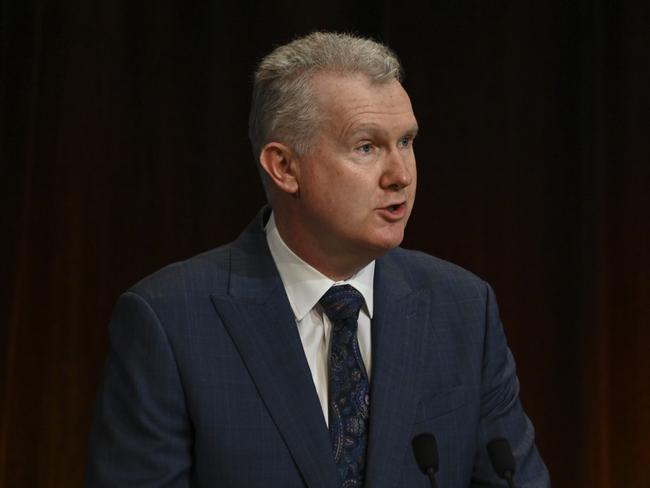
470 283 550 487
86 291 192 488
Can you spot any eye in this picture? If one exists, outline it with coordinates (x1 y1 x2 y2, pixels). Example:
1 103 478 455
398 135 413 148
356 143 374 154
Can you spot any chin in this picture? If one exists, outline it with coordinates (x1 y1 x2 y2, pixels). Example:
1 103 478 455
365 230 405 255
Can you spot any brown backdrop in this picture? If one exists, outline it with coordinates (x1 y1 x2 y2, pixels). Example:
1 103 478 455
1 1 648 486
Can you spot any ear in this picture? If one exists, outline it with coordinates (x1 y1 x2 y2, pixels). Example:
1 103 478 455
259 142 300 195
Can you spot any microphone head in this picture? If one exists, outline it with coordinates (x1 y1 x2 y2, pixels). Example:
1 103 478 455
487 437 516 478
412 433 439 474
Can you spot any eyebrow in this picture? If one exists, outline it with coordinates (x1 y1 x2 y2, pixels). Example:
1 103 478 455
345 122 419 139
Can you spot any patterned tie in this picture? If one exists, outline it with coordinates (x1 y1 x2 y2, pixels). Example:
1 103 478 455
320 285 369 487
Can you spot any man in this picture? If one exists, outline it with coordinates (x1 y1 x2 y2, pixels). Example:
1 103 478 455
87 32 549 487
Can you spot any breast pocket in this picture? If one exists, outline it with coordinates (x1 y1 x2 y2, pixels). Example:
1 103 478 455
414 385 466 424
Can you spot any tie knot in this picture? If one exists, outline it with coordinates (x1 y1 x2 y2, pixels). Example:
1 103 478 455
319 285 364 322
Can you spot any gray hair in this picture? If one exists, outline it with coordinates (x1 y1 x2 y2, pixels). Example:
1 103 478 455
248 31 403 171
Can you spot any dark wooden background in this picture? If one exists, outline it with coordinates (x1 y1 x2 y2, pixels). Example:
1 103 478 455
1 1 648 486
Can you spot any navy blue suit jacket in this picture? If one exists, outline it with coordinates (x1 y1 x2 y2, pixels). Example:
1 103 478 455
87 208 549 487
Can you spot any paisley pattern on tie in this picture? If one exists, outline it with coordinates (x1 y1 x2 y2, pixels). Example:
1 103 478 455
320 285 369 487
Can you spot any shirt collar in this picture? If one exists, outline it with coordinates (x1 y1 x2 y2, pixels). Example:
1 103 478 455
265 212 375 321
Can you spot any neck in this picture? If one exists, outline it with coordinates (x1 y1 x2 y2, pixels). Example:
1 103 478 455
274 217 372 282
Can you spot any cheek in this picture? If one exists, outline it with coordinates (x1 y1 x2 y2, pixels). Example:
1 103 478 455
303 162 379 221
328 174 367 204
323 189 368 230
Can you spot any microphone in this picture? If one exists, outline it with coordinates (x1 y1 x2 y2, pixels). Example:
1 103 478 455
412 433 439 488
487 438 517 488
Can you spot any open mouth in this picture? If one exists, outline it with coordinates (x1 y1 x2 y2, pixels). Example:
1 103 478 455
387 203 404 212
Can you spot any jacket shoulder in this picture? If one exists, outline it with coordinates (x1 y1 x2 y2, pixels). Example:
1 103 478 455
127 244 232 301
386 247 490 299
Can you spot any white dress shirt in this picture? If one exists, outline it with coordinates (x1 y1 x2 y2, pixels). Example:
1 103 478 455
265 213 374 425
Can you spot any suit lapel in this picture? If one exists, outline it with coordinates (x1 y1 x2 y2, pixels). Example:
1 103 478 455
365 253 430 488
210 211 339 488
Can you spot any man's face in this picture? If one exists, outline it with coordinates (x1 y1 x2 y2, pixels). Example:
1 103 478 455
291 72 418 266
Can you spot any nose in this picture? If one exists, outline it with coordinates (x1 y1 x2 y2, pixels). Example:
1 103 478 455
380 148 415 191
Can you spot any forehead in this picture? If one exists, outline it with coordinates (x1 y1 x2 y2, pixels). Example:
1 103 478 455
310 72 417 134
